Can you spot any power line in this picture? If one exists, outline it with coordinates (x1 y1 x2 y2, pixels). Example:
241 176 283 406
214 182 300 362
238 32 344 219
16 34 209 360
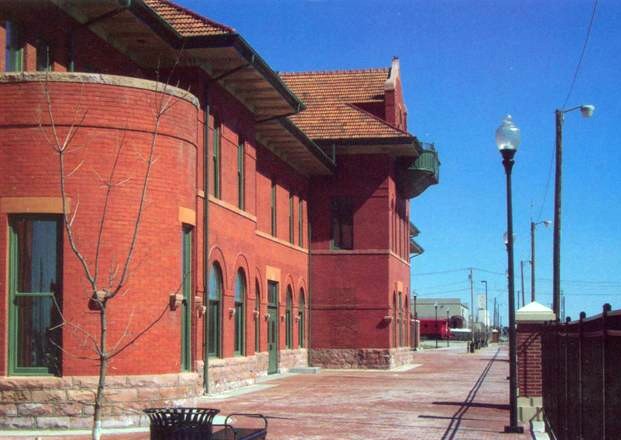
536 0 598 221
561 0 599 109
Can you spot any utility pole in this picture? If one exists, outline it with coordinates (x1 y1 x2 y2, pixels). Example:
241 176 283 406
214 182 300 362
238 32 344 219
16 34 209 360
469 268 474 347
531 221 536 302
520 260 526 307
493 298 497 328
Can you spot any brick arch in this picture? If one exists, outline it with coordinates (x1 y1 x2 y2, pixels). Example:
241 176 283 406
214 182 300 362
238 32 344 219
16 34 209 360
254 267 264 305
208 245 228 292
283 274 296 303
232 253 251 300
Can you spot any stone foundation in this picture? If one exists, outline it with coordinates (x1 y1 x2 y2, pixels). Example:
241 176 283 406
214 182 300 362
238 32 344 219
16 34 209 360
310 347 414 369
278 348 308 373
0 372 201 430
201 353 268 393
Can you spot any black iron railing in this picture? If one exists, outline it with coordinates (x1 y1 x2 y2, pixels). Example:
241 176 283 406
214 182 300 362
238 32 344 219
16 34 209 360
541 304 621 440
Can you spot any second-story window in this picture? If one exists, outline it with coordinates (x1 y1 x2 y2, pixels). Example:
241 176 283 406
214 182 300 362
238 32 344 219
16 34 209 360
270 178 277 236
36 39 52 72
298 198 304 247
288 192 294 244
331 197 353 250
212 116 221 199
237 136 245 210
5 21 23 72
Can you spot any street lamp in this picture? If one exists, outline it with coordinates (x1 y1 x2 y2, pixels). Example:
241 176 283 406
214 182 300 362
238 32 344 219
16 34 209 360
481 280 488 345
434 302 439 349
446 309 450 347
496 115 524 434
553 104 594 317
530 220 551 302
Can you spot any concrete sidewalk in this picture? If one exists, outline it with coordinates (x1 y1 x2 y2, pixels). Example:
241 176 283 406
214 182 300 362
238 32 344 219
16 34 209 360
2 344 532 439
199 344 531 439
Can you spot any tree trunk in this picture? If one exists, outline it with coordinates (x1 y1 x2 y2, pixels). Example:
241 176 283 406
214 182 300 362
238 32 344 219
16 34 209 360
92 305 108 440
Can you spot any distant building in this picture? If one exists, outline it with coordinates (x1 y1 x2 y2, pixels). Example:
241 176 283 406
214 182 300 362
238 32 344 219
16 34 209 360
414 298 470 328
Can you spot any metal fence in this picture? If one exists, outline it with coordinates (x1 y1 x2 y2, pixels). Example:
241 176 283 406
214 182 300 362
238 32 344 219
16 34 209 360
541 304 621 440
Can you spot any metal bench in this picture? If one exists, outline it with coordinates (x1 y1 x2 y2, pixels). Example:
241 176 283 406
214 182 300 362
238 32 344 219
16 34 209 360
144 408 268 440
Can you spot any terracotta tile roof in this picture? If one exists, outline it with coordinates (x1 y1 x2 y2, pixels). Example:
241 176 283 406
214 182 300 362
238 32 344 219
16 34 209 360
280 69 412 141
143 0 235 37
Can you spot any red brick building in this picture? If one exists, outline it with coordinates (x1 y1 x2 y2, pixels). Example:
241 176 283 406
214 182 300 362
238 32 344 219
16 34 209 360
0 0 439 428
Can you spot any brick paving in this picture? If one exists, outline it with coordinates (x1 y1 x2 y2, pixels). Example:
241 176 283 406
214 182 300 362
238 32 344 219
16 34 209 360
2 344 532 439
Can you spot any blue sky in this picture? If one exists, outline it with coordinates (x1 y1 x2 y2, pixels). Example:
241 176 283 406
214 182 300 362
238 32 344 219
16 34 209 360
183 0 621 322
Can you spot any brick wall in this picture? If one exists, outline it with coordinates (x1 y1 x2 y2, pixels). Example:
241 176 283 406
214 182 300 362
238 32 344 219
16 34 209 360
517 323 544 397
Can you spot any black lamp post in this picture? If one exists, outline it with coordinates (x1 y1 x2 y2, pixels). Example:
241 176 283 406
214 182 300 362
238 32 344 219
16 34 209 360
434 302 439 349
446 309 450 347
496 115 523 434
553 104 594 317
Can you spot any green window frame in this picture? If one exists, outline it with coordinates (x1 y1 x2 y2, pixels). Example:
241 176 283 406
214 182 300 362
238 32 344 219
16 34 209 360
254 282 260 353
234 269 246 355
398 292 403 347
212 116 221 199
207 263 222 358
285 288 293 349
330 197 353 250
298 199 304 247
181 226 192 371
237 136 245 210
288 193 294 244
36 39 52 72
8 215 62 376
5 21 23 72
270 179 277 236
392 293 397 348
298 290 305 348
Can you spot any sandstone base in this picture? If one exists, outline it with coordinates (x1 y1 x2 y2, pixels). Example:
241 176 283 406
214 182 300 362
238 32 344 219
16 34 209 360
0 349 310 430
310 347 414 369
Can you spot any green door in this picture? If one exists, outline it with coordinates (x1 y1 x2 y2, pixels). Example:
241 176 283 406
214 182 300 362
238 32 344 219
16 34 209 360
267 281 279 374
181 227 192 371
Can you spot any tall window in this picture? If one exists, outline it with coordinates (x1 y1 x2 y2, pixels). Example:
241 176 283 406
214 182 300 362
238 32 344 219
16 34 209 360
234 269 246 355
237 136 245 210
36 39 52 72
207 263 222 357
270 179 277 236
398 292 403 347
9 215 62 375
392 293 397 348
181 227 192 371
298 199 304 247
5 21 23 72
298 290 305 348
285 287 293 349
288 193 294 244
331 197 353 250
212 116 221 199
255 281 260 353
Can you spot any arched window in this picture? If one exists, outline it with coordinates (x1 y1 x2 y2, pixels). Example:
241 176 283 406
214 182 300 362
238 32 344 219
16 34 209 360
392 293 397 348
398 292 403 347
234 269 246 355
207 263 222 357
255 280 260 353
298 289 305 348
403 298 410 346
286 287 293 349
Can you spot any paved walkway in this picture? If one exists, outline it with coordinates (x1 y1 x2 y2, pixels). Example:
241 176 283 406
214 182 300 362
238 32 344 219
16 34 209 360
199 344 531 440
2 344 532 439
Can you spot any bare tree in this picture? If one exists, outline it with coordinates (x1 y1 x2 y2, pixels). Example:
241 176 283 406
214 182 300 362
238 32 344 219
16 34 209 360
38 72 184 440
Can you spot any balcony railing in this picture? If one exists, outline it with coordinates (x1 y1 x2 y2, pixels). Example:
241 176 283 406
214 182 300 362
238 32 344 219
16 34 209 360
397 146 440 199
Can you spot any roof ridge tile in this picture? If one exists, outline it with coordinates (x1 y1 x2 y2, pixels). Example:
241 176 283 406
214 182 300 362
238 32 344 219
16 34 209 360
279 67 389 76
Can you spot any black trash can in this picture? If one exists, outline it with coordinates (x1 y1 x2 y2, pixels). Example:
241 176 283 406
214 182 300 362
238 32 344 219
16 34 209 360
144 407 220 440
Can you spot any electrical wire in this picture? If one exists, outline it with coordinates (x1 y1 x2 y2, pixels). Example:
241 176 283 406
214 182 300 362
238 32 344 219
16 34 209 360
561 0 599 109
535 0 598 221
